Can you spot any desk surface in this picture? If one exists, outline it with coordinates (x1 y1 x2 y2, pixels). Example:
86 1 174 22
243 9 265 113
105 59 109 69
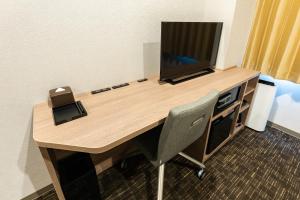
33 67 259 153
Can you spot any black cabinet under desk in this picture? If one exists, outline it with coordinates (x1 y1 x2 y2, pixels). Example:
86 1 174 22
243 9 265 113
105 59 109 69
206 110 235 155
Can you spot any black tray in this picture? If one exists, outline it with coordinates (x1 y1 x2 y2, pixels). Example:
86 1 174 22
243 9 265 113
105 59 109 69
52 101 87 125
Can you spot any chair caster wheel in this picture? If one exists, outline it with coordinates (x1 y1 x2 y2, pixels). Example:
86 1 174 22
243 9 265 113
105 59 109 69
197 168 205 180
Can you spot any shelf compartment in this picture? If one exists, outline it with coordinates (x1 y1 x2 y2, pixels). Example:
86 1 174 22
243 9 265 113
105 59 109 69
244 77 259 97
239 103 250 113
233 124 245 136
206 110 235 155
238 82 247 101
234 108 250 135
212 101 240 121
244 87 255 96
243 91 254 105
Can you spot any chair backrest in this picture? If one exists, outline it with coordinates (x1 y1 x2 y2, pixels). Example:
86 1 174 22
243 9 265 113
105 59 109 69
157 90 219 164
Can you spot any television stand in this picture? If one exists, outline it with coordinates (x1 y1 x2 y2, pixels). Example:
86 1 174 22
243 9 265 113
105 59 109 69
167 68 215 84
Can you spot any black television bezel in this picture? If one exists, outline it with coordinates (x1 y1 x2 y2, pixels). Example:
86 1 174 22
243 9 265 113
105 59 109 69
159 21 223 82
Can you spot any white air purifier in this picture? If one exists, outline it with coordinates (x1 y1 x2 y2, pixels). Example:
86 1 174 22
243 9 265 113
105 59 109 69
245 80 277 131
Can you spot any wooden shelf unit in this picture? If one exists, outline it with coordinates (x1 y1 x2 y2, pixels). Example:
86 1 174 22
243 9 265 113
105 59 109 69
240 102 250 113
187 75 259 162
244 76 259 95
211 101 241 121
244 88 255 96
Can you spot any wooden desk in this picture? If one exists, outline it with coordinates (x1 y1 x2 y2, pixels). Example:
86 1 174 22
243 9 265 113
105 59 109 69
33 67 259 199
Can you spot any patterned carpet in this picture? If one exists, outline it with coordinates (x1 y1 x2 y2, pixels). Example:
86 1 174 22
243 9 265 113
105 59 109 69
39 127 300 200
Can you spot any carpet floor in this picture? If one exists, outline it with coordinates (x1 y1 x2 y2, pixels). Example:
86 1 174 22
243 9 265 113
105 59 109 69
39 127 300 200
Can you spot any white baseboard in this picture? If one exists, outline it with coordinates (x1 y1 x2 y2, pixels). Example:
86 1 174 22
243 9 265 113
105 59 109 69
267 121 300 140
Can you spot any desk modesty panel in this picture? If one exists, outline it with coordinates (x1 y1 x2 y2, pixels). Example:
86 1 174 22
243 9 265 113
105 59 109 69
33 67 259 153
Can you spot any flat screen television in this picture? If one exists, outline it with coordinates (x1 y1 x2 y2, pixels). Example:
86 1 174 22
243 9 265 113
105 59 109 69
160 22 223 83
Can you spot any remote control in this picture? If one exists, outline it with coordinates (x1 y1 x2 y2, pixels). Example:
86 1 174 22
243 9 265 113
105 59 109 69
91 87 111 94
137 78 148 82
112 83 129 89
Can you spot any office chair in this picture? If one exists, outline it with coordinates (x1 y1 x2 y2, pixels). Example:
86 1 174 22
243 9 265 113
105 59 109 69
123 90 219 200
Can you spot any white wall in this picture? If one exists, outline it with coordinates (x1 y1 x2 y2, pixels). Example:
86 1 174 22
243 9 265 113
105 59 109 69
199 0 237 69
144 0 241 77
269 81 300 133
0 0 255 199
225 0 257 67
144 0 256 76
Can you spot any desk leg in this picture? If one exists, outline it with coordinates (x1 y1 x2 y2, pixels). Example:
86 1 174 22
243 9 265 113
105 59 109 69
39 147 66 200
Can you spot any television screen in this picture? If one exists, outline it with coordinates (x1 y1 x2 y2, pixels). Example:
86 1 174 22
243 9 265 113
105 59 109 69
160 22 223 82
